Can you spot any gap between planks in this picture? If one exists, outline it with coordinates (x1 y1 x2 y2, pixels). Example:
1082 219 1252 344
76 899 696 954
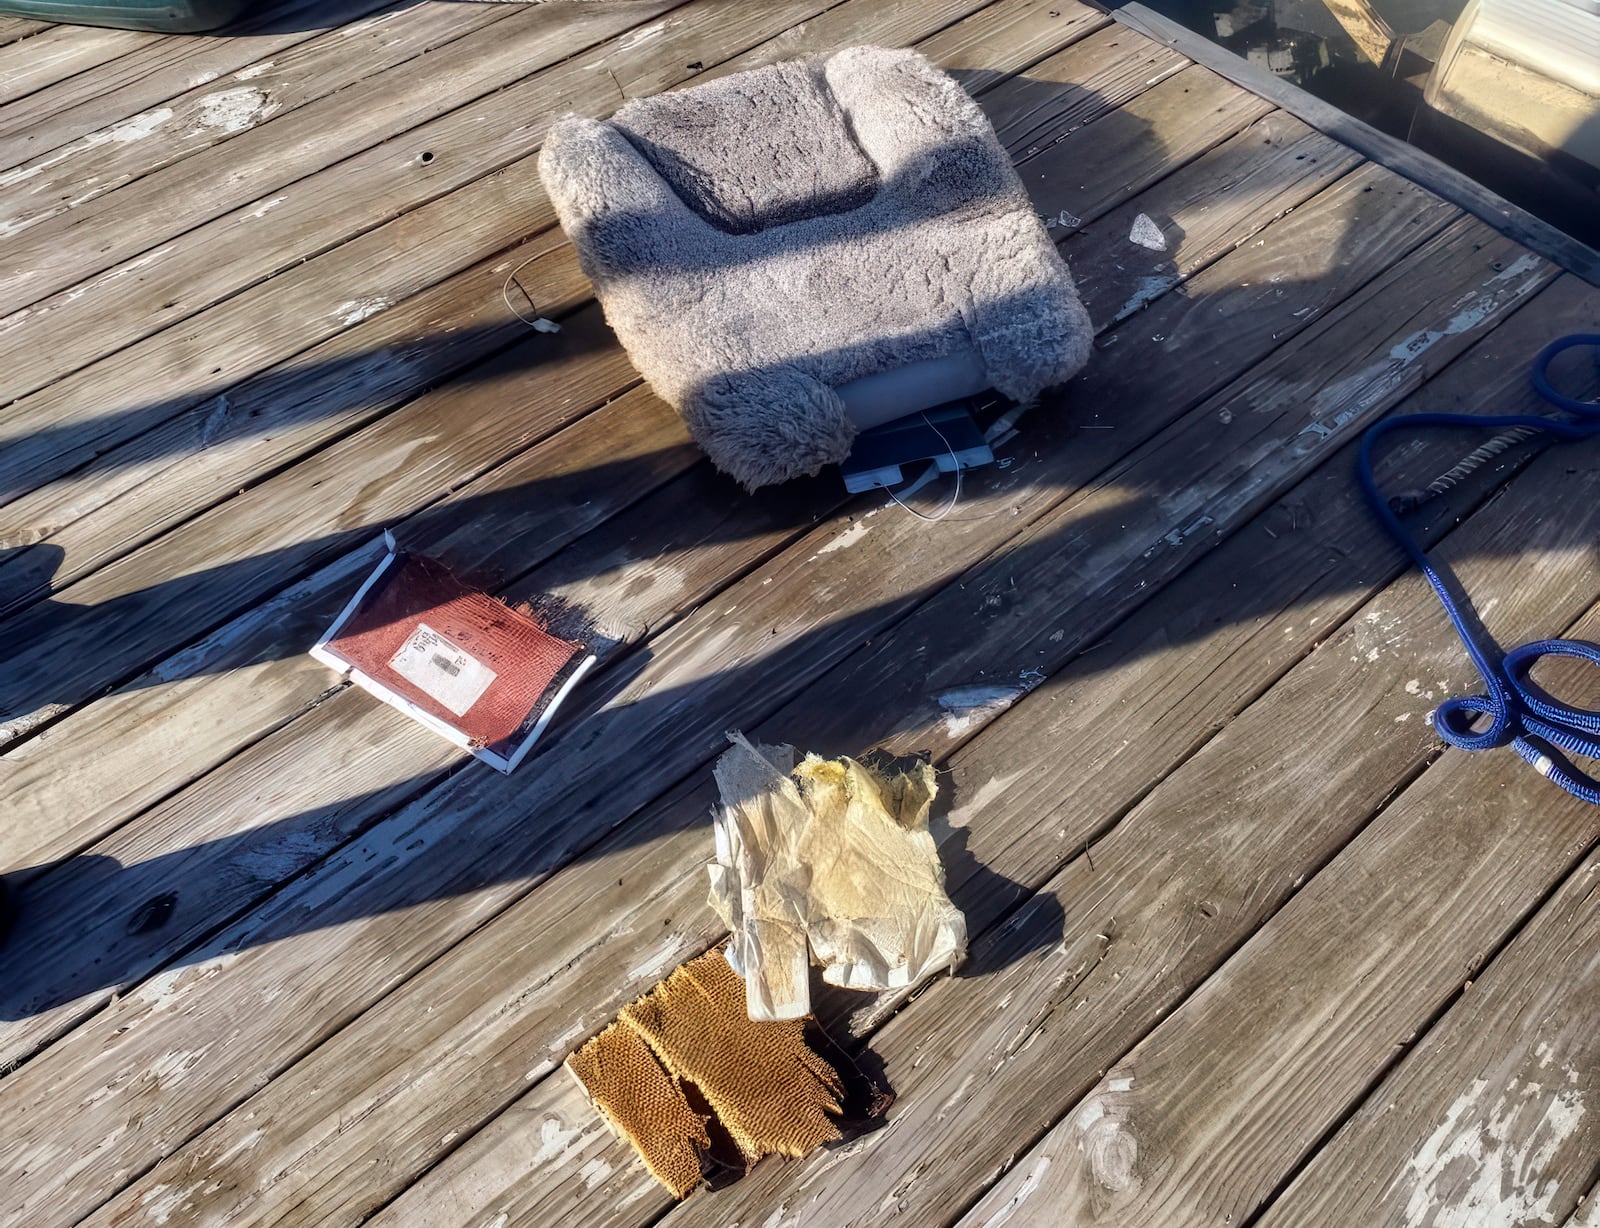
361 275 1596 1228
0 7 1261 1074
1 213 1557 1223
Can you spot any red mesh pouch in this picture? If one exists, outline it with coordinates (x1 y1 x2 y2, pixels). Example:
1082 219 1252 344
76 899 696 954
324 552 581 748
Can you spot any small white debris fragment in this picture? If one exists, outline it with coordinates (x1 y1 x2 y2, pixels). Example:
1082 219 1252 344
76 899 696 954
1128 213 1167 251
531 317 561 334
334 297 391 326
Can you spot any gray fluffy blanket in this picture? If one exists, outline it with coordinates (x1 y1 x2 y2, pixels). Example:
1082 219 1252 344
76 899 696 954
540 47 1092 488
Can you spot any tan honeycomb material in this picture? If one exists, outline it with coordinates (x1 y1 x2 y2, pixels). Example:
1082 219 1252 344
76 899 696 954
565 1020 710 1200
621 948 847 1163
567 947 889 1199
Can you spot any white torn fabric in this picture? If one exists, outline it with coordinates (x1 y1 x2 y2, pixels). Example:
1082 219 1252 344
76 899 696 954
709 732 968 1021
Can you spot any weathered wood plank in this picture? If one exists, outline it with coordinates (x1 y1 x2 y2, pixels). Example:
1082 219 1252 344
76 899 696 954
0 33 1275 1060
0 23 152 107
0 225 587 616
308 275 1600 1228
957 604 1600 1227
0 301 636 744
0 0 395 167
0 0 691 398
1110 0 1600 285
1256 850 1599 1228
0 0 1101 503
0 108 1391 881
0 0 1134 873
979 25 1186 152
0 148 1465 1048
1067 112 1360 325
6 205 1531 1226
661 430 1600 1228
0 18 49 47
0 0 824 366
0 0 1099 583
0 26 1216 740
0 1 524 237
0 390 747 1066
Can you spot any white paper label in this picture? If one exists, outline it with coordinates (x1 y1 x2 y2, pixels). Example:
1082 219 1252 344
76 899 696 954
387 623 496 716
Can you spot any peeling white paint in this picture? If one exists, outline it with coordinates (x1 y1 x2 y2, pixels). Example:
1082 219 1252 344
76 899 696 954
1403 1074 1587 1227
1117 274 1173 320
579 1157 612 1189
140 1183 189 1226
233 60 275 80
941 769 1025 834
549 1019 590 1057
334 297 391 326
1074 1068 1139 1193
1298 260 1544 447
532 1116 582 1166
240 195 286 220
626 938 684 985
193 86 274 134
0 107 173 195
814 520 870 557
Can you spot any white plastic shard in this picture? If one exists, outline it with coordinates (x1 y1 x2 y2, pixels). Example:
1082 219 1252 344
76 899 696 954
709 731 968 1022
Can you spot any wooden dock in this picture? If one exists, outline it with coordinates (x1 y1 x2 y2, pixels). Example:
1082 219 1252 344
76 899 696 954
1 2 1596 1224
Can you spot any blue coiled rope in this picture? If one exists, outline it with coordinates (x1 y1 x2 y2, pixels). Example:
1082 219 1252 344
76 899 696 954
1357 334 1600 805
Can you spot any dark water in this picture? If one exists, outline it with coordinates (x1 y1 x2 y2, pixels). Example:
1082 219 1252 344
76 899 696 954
1143 0 1600 249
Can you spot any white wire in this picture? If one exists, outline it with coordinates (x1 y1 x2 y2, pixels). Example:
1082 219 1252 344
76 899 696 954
501 252 562 332
884 412 962 522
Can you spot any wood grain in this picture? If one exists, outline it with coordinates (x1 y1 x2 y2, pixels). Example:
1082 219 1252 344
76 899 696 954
0 23 152 108
0 0 690 392
343 275 1600 1228
5 9 1591 1226
0 0 396 167
16 198 1535 1228
1256 849 1599 1228
0 148 1418 1079
0 226 587 612
0 301 638 743
674 428 1600 1228
0 0 1094 571
0 100 1380 875
0 11 1216 786
1066 112 1360 326
1110 0 1600 286
0 18 49 47
0 138 1466 1001
0 0 1099 506
0 0 523 238
0 0 1230 1060
958 593 1600 1226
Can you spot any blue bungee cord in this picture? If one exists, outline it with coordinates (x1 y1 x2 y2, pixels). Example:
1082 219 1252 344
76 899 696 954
1357 334 1600 804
